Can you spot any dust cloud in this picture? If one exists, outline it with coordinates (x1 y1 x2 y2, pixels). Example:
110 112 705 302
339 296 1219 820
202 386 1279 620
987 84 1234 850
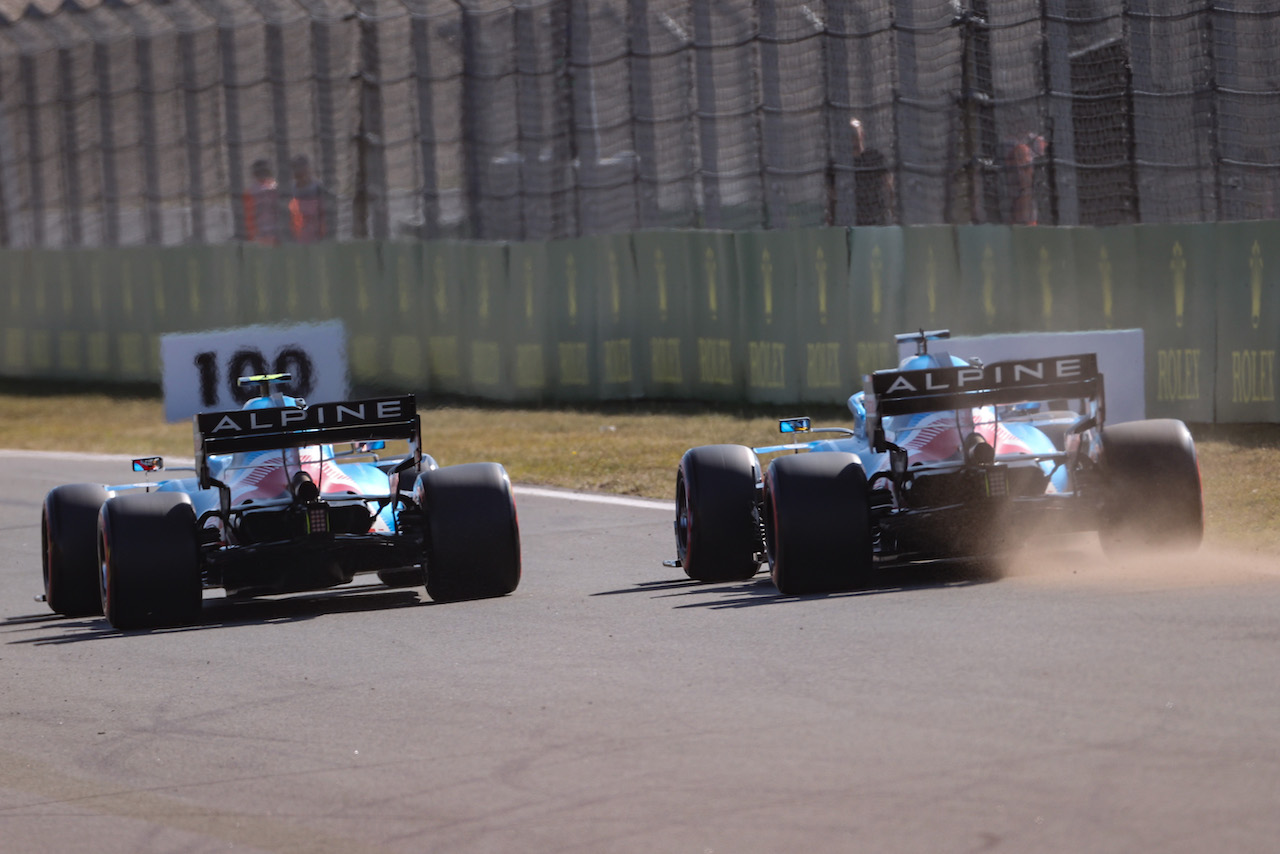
1001 533 1280 590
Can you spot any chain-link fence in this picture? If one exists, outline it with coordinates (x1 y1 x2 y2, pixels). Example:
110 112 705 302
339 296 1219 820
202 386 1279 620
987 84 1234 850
2 0 1278 247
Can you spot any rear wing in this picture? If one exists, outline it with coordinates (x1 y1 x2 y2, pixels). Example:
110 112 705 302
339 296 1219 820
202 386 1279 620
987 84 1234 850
867 353 1102 445
194 395 421 489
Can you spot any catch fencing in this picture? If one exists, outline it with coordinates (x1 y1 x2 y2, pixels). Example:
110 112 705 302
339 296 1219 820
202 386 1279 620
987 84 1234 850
2 0 1279 247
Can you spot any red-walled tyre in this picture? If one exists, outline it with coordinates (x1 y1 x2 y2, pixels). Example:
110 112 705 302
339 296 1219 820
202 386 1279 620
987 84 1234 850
675 444 762 583
99 492 202 630
42 484 111 617
764 452 872 595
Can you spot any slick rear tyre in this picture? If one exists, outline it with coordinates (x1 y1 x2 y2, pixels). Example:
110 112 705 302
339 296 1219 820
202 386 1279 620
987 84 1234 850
764 452 872 595
98 492 202 630
417 463 521 602
1099 419 1204 555
675 444 761 583
42 484 111 617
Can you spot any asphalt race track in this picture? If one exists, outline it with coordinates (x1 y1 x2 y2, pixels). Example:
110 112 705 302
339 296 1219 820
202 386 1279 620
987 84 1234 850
3 452 1280 853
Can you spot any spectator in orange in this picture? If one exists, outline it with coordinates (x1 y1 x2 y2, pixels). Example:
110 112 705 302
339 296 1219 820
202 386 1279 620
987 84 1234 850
1006 131 1047 225
242 159 281 245
288 154 328 243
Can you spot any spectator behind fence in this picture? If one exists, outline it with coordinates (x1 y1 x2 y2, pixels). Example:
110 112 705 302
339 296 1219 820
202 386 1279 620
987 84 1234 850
1006 131 1047 225
243 159 281 245
850 118 895 226
288 154 328 243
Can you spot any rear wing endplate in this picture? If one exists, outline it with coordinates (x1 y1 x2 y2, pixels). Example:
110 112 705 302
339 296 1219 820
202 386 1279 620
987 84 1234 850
194 395 421 489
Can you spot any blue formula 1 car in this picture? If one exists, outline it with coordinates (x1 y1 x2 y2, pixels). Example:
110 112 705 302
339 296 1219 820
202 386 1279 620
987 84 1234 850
669 330 1203 595
40 374 521 630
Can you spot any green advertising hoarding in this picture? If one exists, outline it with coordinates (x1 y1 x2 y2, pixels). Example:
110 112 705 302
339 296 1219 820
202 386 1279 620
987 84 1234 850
323 241 386 387
793 227 850 404
1134 225 1216 422
454 241 510 399
100 248 159 382
900 226 961 335
633 230 695 399
546 238 598 401
687 231 742 401
1010 226 1079 332
422 240 465 396
594 234 643 400
848 226 905 381
240 243 287 325
506 240 551 402
1068 226 1140 332
736 230 800 405
1214 221 1280 423
0 249 30 375
47 250 94 378
955 225 1018 335
382 241 429 392
23 249 57 376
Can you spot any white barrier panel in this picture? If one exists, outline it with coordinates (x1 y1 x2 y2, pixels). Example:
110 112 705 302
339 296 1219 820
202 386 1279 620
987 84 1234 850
160 322 349 422
897 329 1145 424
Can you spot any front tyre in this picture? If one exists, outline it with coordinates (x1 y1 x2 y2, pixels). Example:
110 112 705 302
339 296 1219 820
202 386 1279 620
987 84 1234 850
764 452 872 595
42 484 111 617
98 492 202 630
416 463 521 602
675 444 761 582
1099 419 1203 555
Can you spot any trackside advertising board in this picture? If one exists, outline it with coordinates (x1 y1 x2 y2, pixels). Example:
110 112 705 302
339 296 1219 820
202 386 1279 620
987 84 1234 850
160 321 349 422
898 330 1145 424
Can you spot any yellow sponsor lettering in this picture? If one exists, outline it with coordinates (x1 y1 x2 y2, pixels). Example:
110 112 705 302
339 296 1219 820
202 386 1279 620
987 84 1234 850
471 341 501 386
1156 349 1200 402
697 338 733 386
603 339 632 384
119 332 145 376
3 328 24 369
748 341 786 389
58 332 80 371
30 331 51 371
88 332 109 372
1231 350 1276 403
515 344 545 389
856 341 894 380
650 337 682 384
429 336 459 379
806 342 841 388
351 335 377 380
558 342 589 386
390 335 422 382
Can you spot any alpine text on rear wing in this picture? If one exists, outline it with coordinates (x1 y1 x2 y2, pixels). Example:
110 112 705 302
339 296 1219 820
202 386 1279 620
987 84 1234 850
869 354 1102 418
195 396 421 488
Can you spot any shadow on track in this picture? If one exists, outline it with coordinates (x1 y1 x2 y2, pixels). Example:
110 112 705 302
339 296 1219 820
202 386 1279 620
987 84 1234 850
595 559 1002 609
4 586 429 644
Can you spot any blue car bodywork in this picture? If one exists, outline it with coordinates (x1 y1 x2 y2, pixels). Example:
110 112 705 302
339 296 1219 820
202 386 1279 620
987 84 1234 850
40 375 521 629
671 330 1204 594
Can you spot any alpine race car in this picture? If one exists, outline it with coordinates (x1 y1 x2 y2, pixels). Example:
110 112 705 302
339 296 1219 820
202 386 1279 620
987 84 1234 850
40 374 521 630
669 330 1203 595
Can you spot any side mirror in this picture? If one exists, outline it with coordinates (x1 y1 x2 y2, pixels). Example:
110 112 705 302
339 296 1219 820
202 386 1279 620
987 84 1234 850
132 457 164 473
779 417 811 434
